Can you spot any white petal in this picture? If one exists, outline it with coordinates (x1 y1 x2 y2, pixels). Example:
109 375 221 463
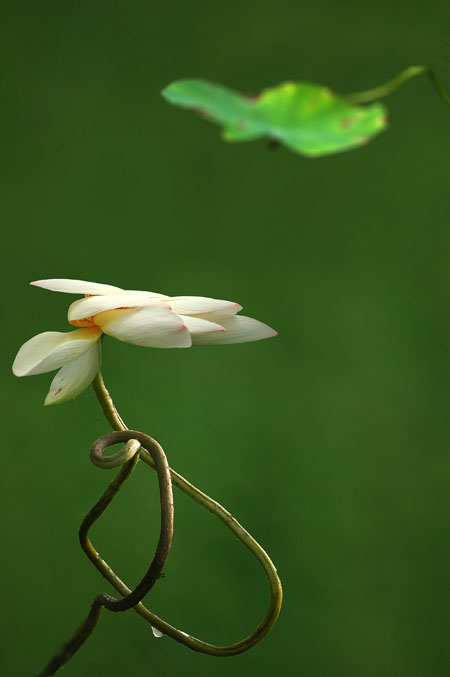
168 296 242 316
44 340 101 405
12 327 102 376
187 309 244 323
68 295 170 322
191 315 277 346
95 307 192 348
30 279 126 295
181 315 226 335
124 289 168 299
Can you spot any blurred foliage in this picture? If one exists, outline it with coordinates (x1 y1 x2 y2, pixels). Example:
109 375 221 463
162 79 386 156
162 66 450 157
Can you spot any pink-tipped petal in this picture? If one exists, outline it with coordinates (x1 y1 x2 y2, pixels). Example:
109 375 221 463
12 327 102 377
30 279 126 295
94 306 192 348
191 315 277 346
180 315 225 335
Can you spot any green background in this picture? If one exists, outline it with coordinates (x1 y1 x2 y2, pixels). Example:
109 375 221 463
2 1 449 675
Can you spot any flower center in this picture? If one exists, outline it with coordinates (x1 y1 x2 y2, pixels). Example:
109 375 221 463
70 316 97 327
69 297 135 327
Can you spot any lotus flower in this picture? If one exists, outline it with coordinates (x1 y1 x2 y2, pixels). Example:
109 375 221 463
12 279 277 405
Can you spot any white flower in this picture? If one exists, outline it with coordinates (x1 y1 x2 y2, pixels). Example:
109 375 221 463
13 279 277 406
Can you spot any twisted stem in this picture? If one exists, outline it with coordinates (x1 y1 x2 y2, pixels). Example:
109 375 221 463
90 370 283 656
38 431 174 675
81 431 174 613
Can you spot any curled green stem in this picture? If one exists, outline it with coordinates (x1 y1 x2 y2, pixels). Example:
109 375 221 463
38 431 174 675
345 64 450 106
90 371 283 656
82 430 174 613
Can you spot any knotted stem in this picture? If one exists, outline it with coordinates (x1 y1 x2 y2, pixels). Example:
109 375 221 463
89 370 283 656
38 431 174 675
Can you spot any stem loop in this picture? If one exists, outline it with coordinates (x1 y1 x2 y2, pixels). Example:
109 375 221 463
88 371 283 656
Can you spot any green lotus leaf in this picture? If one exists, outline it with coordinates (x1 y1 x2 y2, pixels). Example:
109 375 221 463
162 79 387 157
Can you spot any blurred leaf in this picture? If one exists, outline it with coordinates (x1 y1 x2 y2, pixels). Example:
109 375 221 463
162 79 387 157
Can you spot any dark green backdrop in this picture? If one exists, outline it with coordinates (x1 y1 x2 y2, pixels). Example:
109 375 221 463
2 2 449 676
